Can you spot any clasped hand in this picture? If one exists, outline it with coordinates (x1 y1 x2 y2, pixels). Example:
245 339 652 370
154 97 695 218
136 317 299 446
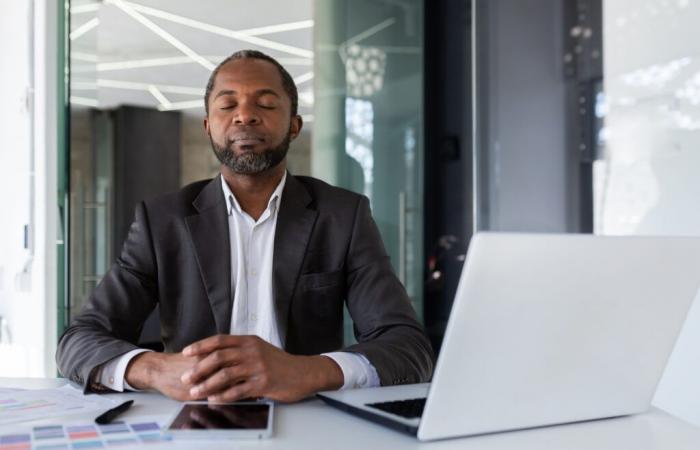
130 335 344 403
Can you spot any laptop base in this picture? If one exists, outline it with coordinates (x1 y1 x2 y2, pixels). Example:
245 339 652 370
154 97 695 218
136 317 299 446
317 393 419 436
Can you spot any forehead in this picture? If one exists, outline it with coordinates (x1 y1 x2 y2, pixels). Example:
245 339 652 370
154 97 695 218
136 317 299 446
212 58 286 95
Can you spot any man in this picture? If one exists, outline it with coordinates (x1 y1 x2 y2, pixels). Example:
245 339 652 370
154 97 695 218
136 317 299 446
57 50 433 403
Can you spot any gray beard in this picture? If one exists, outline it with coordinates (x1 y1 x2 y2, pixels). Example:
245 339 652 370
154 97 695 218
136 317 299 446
210 132 290 175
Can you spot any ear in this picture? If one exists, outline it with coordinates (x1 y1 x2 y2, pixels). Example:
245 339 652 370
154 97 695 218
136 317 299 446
203 116 210 135
289 115 303 141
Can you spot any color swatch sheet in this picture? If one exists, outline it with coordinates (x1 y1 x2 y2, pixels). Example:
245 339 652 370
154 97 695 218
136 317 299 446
0 420 172 450
0 386 116 426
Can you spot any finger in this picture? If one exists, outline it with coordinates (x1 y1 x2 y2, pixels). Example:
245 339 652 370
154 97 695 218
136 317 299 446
181 348 243 385
190 365 251 399
183 334 244 357
208 381 257 403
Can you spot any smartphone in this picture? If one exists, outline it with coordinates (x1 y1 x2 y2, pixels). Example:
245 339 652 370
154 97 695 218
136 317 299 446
165 401 273 439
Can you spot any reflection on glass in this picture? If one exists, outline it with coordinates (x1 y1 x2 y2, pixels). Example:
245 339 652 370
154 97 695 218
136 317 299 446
343 45 387 97
599 0 700 426
345 98 375 200
597 0 700 236
313 0 424 344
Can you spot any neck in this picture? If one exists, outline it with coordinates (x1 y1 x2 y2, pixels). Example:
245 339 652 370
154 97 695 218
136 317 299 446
221 162 286 221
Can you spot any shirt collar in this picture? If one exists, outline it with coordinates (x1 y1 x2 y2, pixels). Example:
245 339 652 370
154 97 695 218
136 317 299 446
220 171 287 217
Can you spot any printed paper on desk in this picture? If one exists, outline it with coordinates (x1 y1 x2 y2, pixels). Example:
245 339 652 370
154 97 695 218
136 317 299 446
0 384 117 425
0 387 24 395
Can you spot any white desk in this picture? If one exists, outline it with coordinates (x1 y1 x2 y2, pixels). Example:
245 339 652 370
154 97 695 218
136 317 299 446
2 377 700 449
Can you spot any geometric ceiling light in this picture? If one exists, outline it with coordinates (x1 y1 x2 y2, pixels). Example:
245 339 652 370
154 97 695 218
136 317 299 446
71 55 312 76
344 45 387 98
70 96 99 107
294 72 314 86
88 55 312 72
147 85 172 110
120 0 313 59
96 79 204 96
70 3 101 15
158 99 205 112
338 17 393 98
233 19 314 37
107 0 216 71
94 55 218 72
70 1 315 113
70 17 99 41
340 17 395 56
74 56 311 74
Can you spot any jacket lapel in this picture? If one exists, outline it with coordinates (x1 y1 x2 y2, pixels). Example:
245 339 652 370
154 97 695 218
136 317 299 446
274 175 318 345
185 177 232 334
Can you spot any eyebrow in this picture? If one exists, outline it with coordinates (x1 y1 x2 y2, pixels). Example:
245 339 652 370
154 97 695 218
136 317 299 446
214 88 281 100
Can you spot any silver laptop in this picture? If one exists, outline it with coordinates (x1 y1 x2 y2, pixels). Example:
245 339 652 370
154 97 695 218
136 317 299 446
318 233 700 441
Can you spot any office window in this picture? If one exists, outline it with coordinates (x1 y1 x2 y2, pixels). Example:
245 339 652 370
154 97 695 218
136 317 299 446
67 0 424 347
472 0 700 427
596 0 700 426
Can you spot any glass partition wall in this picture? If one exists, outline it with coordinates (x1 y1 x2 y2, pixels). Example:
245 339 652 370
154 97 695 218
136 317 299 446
313 0 424 342
67 0 424 346
472 0 700 427
598 0 700 427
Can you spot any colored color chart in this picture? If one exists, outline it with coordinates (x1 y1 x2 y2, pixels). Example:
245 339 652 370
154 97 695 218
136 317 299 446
0 421 170 450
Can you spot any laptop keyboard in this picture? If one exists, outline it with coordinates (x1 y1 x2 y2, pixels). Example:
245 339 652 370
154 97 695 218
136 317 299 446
365 397 427 419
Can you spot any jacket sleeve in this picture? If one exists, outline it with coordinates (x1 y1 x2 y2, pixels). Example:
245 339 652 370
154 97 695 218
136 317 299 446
342 196 435 385
56 202 158 392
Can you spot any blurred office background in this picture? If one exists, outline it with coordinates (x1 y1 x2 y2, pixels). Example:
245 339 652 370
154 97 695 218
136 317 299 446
1 0 699 426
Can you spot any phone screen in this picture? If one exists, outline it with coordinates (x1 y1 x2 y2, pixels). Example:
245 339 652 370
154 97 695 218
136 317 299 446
168 403 270 430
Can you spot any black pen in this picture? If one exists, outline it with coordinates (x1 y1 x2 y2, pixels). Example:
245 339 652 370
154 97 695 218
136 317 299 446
95 400 134 425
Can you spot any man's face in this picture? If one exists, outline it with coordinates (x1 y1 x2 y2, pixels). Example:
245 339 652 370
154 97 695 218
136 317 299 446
204 58 302 175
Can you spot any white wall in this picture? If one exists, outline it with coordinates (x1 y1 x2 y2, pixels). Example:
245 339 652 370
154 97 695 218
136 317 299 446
0 0 58 377
0 0 37 376
600 0 700 426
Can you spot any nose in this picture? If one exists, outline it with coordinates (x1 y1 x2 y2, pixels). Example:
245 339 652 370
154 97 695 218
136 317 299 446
233 101 260 126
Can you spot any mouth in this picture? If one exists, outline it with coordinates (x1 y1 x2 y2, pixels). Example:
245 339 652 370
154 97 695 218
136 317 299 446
228 134 265 147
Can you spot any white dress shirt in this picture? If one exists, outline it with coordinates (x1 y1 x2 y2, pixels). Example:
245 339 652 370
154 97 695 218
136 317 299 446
95 173 379 391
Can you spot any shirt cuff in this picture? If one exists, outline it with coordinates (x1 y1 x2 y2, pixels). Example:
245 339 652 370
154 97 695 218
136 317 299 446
322 352 381 390
95 349 152 392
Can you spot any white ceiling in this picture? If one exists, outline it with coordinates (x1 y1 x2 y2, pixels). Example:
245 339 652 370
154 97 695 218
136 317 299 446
70 0 314 119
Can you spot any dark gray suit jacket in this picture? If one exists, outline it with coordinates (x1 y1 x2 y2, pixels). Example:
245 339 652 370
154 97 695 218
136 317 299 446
56 174 434 391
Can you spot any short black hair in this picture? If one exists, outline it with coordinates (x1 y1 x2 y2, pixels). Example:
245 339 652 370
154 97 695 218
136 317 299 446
204 49 298 116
